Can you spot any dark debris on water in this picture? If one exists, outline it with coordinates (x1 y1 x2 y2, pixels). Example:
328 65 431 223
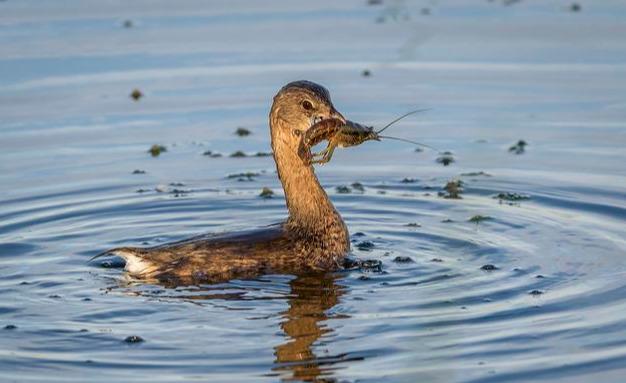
461 171 491 177
235 127 251 137
336 185 351 194
351 182 365 192
130 89 143 101
124 335 144 343
343 258 382 272
203 150 223 158
469 215 492 224
170 189 191 197
393 256 414 263
436 152 455 166
481 264 499 271
148 144 166 157
230 151 247 158
495 192 531 202
439 179 463 199
259 187 274 198
356 241 375 251
228 172 260 181
509 140 527 154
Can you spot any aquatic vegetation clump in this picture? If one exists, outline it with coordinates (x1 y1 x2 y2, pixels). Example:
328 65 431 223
436 152 455 166
132 169 146 174
258 187 274 198
393 256 414 263
170 189 190 197
343 258 382 272
469 215 492 223
228 172 260 181
148 144 166 157
235 127 251 137
203 150 222 158
254 152 272 157
480 264 499 271
495 192 530 202
356 241 375 251
336 185 351 194
461 171 491 177
509 140 527 154
351 182 365 192
439 179 464 199
230 151 247 158
130 89 143 101
124 335 144 343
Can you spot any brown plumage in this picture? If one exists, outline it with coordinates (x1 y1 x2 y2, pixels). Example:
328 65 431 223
93 81 350 284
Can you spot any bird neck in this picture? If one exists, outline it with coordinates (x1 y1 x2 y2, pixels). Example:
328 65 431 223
270 118 343 231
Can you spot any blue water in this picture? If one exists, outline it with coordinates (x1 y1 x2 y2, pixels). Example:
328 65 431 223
2 1 626 382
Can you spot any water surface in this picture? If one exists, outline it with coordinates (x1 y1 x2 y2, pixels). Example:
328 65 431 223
2 1 626 382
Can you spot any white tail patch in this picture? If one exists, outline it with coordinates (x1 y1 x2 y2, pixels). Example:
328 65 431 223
112 250 158 276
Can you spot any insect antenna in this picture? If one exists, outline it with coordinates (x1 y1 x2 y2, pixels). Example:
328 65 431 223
376 108 430 134
377 135 439 151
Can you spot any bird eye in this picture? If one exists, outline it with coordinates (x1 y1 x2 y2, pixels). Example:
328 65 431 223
301 100 313 110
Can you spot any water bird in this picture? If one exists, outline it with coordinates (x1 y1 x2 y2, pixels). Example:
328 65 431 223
93 81 351 283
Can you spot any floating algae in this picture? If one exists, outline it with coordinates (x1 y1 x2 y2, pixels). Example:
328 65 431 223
203 150 223 158
469 215 492 224
509 140 527 154
148 145 166 157
259 187 274 198
439 179 463 199
235 127 251 137
130 89 143 101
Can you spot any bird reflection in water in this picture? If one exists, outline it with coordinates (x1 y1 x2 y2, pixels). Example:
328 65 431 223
110 272 357 382
271 273 358 382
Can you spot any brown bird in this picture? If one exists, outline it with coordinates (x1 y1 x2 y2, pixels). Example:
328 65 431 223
93 81 350 284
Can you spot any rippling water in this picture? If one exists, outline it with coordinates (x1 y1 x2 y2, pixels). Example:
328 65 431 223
2 1 626 382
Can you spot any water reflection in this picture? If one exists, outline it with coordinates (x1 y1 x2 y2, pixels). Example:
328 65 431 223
272 273 349 382
113 272 352 382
